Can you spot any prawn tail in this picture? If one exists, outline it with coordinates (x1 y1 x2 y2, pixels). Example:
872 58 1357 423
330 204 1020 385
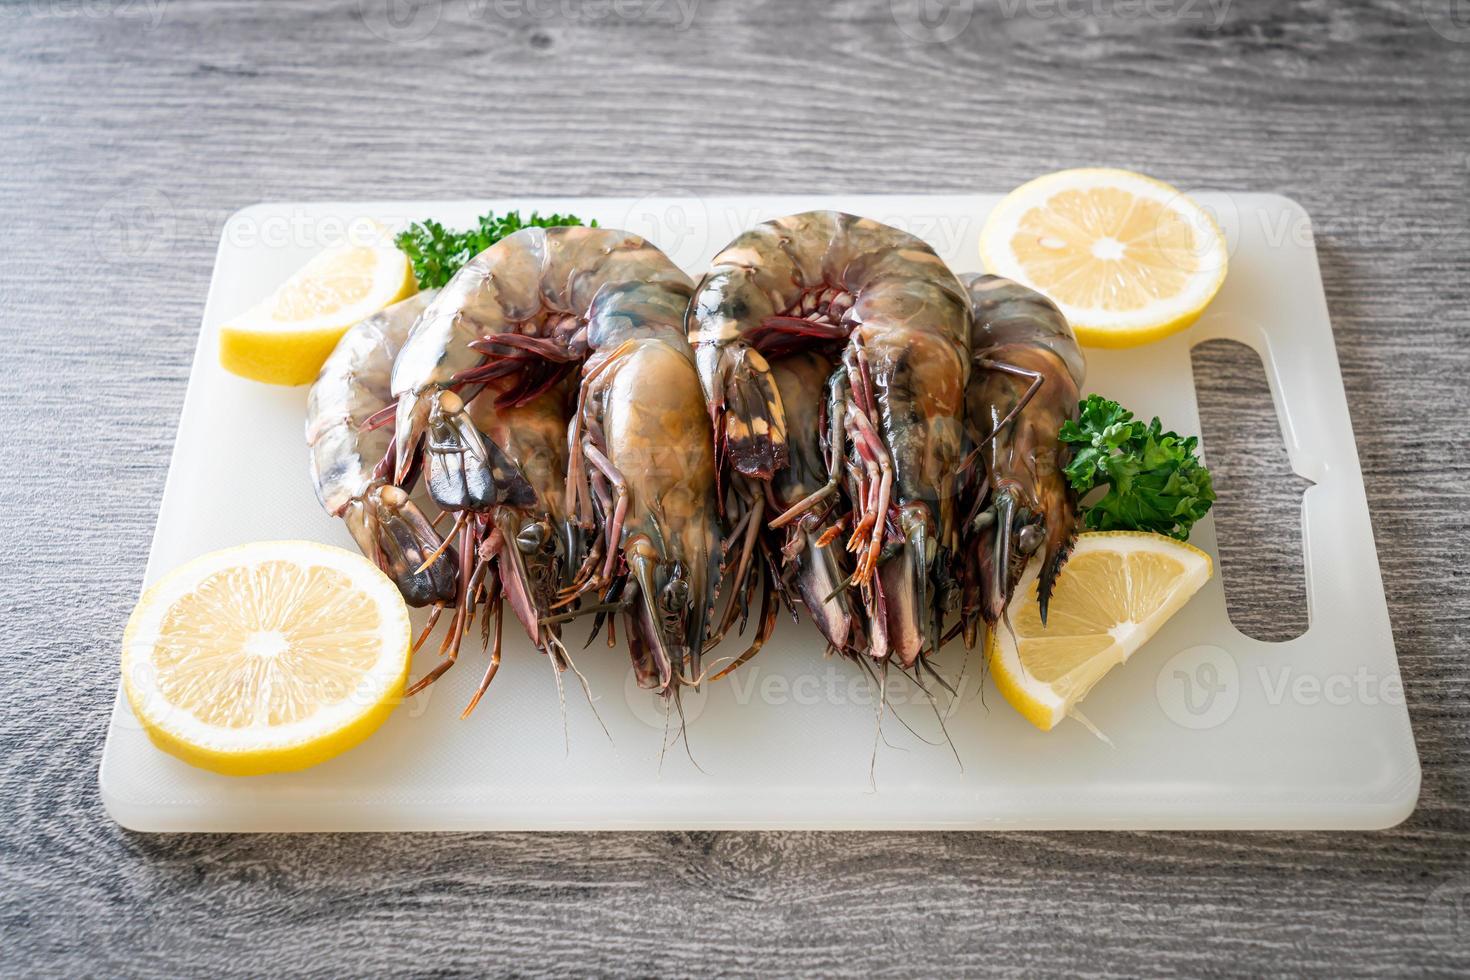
1036 522 1078 627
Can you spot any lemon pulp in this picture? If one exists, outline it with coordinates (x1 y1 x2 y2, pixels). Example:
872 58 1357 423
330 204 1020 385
980 168 1228 347
219 234 416 386
122 541 411 775
987 531 1213 731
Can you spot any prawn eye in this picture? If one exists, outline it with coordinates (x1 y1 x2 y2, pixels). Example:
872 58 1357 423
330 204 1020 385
661 577 690 611
517 521 548 553
1018 523 1043 555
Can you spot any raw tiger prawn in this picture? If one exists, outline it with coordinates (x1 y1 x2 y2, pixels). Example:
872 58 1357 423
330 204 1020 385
306 288 578 714
687 211 973 667
391 226 723 695
958 273 1086 639
306 291 456 609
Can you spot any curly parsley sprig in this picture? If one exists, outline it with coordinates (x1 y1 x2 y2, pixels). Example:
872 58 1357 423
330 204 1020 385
1059 395 1216 541
394 209 596 289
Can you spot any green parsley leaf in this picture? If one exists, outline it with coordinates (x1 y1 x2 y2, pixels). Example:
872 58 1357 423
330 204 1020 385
1059 394 1216 540
394 209 596 289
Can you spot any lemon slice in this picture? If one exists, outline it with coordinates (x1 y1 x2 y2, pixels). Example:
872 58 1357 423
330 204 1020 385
979 168 1228 347
987 531 1212 731
219 236 416 385
121 541 411 775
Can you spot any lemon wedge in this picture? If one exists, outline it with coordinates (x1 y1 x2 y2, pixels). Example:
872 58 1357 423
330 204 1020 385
219 236 416 385
979 168 1228 347
121 541 411 775
987 531 1213 731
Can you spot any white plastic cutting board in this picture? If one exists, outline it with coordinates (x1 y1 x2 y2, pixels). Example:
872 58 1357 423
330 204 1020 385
99 195 1419 831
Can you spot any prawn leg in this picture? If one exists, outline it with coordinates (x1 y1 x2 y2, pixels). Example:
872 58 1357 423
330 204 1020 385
708 564 781 681
462 596 503 719
973 358 1044 441
580 437 630 585
406 518 477 695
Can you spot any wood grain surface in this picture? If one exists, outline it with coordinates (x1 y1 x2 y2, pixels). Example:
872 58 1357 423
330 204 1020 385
2 0 1468 975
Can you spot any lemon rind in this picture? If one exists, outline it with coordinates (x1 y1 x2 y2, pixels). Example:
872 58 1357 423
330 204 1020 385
217 242 415 386
984 531 1213 732
979 168 1228 346
120 541 411 776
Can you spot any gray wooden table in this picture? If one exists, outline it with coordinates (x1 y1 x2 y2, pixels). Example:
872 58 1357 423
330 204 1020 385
3 0 1467 975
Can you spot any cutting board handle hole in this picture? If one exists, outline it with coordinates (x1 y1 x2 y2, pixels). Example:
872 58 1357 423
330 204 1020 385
1191 339 1313 642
